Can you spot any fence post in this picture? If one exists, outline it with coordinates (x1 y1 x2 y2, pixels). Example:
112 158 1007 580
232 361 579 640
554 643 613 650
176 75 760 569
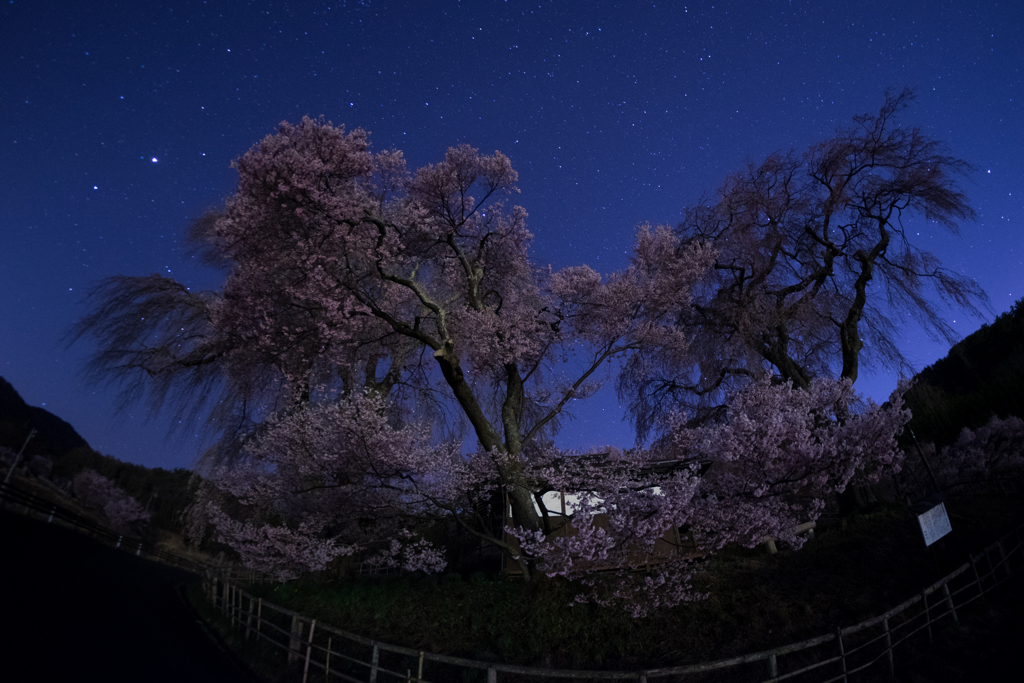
985 545 998 584
246 597 255 640
922 591 932 640
369 643 379 683
969 555 987 604
767 653 778 679
230 584 236 627
883 617 894 678
942 583 958 623
326 637 332 681
836 628 848 683
997 541 1012 578
487 667 496 683
303 619 317 683
257 598 263 640
289 616 303 663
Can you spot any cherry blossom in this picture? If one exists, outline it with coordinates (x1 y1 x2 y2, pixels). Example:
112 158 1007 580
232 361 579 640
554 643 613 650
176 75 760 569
72 469 151 532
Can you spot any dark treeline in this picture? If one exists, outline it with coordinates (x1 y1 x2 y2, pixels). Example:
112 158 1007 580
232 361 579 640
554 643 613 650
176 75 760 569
0 375 196 534
903 298 1024 449
51 447 196 533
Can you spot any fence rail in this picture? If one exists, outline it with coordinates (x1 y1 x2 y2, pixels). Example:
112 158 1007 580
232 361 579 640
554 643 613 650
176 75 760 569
0 480 265 583
205 522 1024 683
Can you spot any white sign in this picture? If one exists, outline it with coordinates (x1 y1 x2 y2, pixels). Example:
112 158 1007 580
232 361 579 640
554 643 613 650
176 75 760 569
917 502 952 547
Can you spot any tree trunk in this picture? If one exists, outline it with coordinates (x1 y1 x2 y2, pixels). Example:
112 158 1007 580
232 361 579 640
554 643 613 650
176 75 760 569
434 347 544 579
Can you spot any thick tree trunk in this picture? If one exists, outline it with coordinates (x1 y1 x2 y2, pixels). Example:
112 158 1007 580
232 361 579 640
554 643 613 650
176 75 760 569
839 220 889 385
433 347 544 578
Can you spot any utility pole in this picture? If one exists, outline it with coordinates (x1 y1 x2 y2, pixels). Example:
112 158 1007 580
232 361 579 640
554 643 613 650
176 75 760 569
4 428 38 485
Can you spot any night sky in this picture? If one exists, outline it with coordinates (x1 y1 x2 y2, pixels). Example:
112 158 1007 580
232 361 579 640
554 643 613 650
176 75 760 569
2 0 1022 470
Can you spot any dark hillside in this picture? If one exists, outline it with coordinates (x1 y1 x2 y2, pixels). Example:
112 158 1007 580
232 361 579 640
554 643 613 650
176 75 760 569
903 299 1024 449
0 375 89 456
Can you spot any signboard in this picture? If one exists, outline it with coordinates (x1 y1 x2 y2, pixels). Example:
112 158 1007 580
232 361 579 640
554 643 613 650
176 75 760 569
917 501 952 547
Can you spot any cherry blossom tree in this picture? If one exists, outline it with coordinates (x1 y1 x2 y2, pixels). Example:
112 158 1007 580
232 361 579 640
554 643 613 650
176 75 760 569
75 116 716 579
620 89 987 438
76 116 913 603
72 469 151 532
935 415 1024 486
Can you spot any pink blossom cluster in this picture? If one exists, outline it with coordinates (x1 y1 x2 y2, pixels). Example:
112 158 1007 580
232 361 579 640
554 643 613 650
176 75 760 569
193 390 501 578
936 415 1024 485
72 469 151 532
511 377 909 615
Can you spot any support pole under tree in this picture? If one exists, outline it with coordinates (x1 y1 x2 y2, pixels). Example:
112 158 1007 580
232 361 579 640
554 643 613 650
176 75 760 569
3 428 37 485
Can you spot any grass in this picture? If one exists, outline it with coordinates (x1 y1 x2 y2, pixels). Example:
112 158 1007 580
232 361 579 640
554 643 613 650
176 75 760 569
213 493 1024 675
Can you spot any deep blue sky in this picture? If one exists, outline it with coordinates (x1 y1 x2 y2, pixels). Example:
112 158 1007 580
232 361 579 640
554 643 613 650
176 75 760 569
2 0 1022 470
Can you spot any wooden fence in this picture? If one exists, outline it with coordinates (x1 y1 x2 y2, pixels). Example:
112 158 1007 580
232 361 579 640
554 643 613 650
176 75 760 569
206 522 1023 683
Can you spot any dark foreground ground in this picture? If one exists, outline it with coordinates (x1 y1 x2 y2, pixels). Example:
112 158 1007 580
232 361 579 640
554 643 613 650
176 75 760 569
2 500 1022 683
0 506 259 682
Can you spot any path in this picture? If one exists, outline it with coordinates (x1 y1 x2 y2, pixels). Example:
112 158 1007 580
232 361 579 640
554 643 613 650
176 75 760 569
0 507 261 682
